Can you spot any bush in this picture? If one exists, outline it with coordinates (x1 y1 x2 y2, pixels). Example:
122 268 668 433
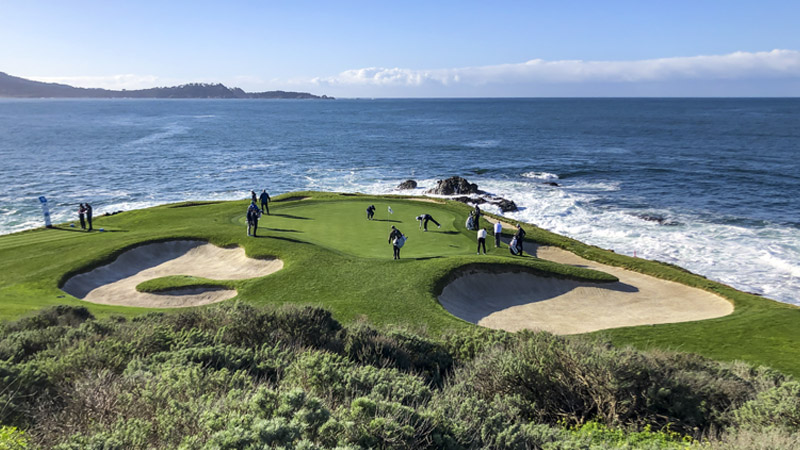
732 381 800 431
2 303 796 449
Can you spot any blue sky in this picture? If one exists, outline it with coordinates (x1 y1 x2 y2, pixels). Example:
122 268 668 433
2 0 799 97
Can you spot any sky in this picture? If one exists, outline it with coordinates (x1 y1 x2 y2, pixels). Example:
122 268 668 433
2 0 800 97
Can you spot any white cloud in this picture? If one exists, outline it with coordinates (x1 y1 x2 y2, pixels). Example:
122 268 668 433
311 49 800 88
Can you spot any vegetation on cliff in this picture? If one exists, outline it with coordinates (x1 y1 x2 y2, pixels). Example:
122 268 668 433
1 303 798 449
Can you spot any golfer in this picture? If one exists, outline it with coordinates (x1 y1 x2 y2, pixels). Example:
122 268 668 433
247 202 262 237
493 221 502 247
513 224 526 256
477 227 487 254
389 225 405 260
416 213 441 231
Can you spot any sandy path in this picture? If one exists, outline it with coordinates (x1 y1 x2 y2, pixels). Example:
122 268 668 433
440 218 733 334
62 240 282 308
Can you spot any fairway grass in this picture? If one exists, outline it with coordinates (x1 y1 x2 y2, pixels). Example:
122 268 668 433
1 191 799 376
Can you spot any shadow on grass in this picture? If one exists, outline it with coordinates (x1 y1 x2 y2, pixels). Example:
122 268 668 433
264 228 302 233
414 256 445 261
372 219 402 223
52 227 127 233
263 235 308 245
272 213 311 220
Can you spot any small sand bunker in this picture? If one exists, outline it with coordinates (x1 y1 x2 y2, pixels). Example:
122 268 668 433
439 267 733 335
62 240 283 308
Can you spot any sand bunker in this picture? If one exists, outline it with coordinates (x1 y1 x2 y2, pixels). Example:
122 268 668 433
62 240 283 308
439 245 733 334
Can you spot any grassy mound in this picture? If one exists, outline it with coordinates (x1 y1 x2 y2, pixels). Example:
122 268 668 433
0 192 798 378
1 304 798 449
135 275 232 293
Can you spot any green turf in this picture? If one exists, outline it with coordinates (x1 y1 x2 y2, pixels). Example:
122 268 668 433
1 191 799 376
135 275 232 293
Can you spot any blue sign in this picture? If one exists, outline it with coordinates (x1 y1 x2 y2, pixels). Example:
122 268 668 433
38 196 52 227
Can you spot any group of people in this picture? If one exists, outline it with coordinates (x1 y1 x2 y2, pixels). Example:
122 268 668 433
76 203 93 231
379 205 527 260
246 189 271 237
477 222 524 255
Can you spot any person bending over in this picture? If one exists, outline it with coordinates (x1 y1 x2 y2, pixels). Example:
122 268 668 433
366 204 375 220
416 213 441 231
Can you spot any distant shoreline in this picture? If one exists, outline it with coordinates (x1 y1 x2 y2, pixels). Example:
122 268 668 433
0 71 334 100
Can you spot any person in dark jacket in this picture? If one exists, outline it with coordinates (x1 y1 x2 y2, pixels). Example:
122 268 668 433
416 213 441 231
251 190 257 204
259 190 271 215
78 204 86 230
388 226 404 260
513 224 526 256
247 202 262 237
85 203 93 231
366 204 376 220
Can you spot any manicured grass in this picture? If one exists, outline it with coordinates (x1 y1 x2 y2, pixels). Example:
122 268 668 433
0 192 613 334
1 191 799 377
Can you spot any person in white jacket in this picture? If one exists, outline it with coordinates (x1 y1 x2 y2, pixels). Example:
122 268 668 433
477 227 487 255
493 221 502 247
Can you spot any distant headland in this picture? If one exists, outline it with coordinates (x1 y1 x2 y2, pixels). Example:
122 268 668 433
0 71 333 99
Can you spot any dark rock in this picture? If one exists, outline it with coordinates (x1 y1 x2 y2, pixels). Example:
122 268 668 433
544 182 560 187
397 179 418 190
451 196 487 205
636 214 680 226
492 198 518 212
426 176 482 195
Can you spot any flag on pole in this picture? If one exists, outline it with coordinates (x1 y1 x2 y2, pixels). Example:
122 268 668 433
388 206 393 214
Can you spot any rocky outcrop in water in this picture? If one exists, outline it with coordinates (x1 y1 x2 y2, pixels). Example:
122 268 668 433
429 176 518 212
426 176 482 195
397 180 418 190
451 196 518 212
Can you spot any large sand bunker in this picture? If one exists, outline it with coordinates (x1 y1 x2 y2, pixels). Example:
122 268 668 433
439 244 733 334
62 240 283 308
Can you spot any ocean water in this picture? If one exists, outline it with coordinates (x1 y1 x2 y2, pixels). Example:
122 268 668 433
1 98 798 305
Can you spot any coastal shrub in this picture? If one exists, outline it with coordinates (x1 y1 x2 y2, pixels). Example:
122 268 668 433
435 330 773 436
0 425 29 450
732 381 800 431
2 302 797 448
1 305 93 334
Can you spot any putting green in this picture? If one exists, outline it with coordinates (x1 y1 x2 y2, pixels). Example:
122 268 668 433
237 199 473 258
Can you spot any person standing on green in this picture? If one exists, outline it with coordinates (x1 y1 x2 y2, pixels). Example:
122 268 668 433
388 226 405 260
85 203 93 231
259 189 271 215
77 204 86 230
477 227 487 255
513 224 526 256
247 202 262 237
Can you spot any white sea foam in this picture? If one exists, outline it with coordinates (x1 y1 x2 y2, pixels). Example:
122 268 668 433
521 171 559 181
464 140 500 148
471 178 800 306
